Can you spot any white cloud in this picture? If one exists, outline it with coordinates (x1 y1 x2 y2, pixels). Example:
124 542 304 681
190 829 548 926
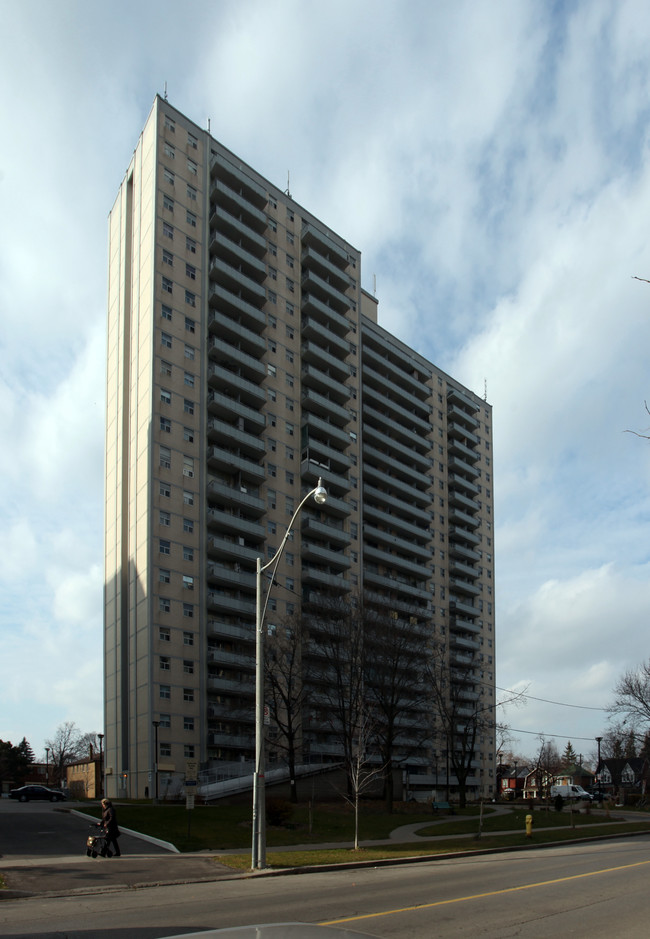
1 0 650 762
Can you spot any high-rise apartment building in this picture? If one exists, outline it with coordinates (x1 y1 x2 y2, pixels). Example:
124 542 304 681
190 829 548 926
104 96 495 801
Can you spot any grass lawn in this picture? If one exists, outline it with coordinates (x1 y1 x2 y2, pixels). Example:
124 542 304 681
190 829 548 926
80 800 650 862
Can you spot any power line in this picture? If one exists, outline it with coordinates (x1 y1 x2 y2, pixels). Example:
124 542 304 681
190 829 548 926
508 727 600 743
495 685 608 712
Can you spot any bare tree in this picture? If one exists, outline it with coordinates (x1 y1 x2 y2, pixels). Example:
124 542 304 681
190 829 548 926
427 642 495 807
364 603 433 812
265 615 306 802
44 722 83 786
530 737 561 801
625 400 650 441
305 595 366 797
609 660 650 727
341 707 387 850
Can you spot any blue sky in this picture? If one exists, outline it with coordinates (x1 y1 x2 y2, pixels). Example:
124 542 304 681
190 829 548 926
1 0 649 765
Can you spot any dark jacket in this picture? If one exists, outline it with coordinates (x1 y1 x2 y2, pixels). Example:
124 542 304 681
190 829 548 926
101 801 119 837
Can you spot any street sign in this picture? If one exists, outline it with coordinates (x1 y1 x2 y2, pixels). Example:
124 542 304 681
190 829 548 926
186 794 195 811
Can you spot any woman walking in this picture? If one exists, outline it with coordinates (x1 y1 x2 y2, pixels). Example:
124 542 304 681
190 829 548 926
100 798 122 857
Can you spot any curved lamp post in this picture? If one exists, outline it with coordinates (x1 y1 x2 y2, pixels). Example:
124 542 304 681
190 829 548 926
252 477 327 869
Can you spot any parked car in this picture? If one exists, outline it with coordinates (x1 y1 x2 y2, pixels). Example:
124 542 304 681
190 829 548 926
590 789 614 802
550 784 592 801
9 785 67 803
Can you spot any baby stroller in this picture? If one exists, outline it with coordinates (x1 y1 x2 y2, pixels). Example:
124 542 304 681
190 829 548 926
86 825 112 858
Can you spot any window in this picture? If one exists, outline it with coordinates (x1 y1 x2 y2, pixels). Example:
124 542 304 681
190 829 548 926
286 350 294 364
286 300 294 316
185 316 195 333
286 552 294 567
184 371 195 387
184 717 194 731
164 115 175 133
268 463 277 478
267 489 276 509
287 207 294 222
183 688 194 702
184 344 195 360
160 684 171 699
160 482 171 498
187 184 197 201
159 569 170 584
286 325 294 339
183 518 194 533
268 241 277 256
184 745 195 758
267 363 276 377
183 489 194 506
286 374 294 388
162 249 173 266
159 655 170 670
268 521 277 535
183 427 194 443
186 235 196 253
183 575 194 590
160 359 172 376
159 597 170 613
286 254 294 268
183 546 194 562
161 332 172 349
267 217 277 232
183 659 194 673
185 289 196 307
164 168 175 187
160 743 172 757
183 602 194 618
188 131 198 149
268 266 277 280
159 713 171 728
184 399 194 416
285 471 294 485
159 539 170 555
159 510 170 527
268 194 278 209
186 210 197 227
162 276 173 294
160 417 171 433
187 158 197 176
286 278 295 293
267 289 277 304
186 263 196 280
286 398 294 411
161 304 172 322
183 631 194 646
286 422 294 436
163 193 174 211
160 388 171 405
160 446 171 469
163 143 175 159
163 221 174 239
286 230 294 245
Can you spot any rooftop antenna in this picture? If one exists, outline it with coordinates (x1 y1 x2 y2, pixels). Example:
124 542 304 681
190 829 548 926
164 81 168 101
207 118 211 134
484 378 488 401
285 170 291 198
373 274 377 296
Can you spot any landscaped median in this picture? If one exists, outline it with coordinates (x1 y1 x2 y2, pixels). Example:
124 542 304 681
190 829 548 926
81 801 650 871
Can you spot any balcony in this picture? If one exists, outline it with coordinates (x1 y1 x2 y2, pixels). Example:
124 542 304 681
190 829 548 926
209 256 267 305
209 283 266 331
362 501 431 544
301 516 350 546
207 619 254 642
211 152 267 205
363 524 431 561
301 292 351 335
448 437 480 464
301 386 351 426
301 221 351 269
362 423 431 471
302 440 351 474
301 362 350 403
448 402 479 429
301 340 350 382
207 391 265 432
363 383 431 436
207 480 265 515
207 676 255 694
447 386 480 414
364 544 431 579
210 206 266 255
207 591 256 616
206 446 265 482
207 418 265 459
207 507 265 540
301 315 350 358
449 599 479 618
207 562 256 591
208 310 266 356
207 535 261 564
207 364 266 409
211 178 268 231
362 461 430 506
212 233 267 282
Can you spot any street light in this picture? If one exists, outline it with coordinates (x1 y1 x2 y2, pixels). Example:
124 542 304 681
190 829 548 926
97 734 104 799
595 736 602 783
45 747 49 786
152 721 160 802
251 477 327 870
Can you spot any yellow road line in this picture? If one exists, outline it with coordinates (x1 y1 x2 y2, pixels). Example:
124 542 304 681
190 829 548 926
320 857 650 926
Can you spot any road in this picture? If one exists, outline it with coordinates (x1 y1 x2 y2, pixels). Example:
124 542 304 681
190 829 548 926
1 802 650 938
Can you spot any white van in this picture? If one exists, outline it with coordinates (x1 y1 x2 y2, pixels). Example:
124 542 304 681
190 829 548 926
550 784 592 801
